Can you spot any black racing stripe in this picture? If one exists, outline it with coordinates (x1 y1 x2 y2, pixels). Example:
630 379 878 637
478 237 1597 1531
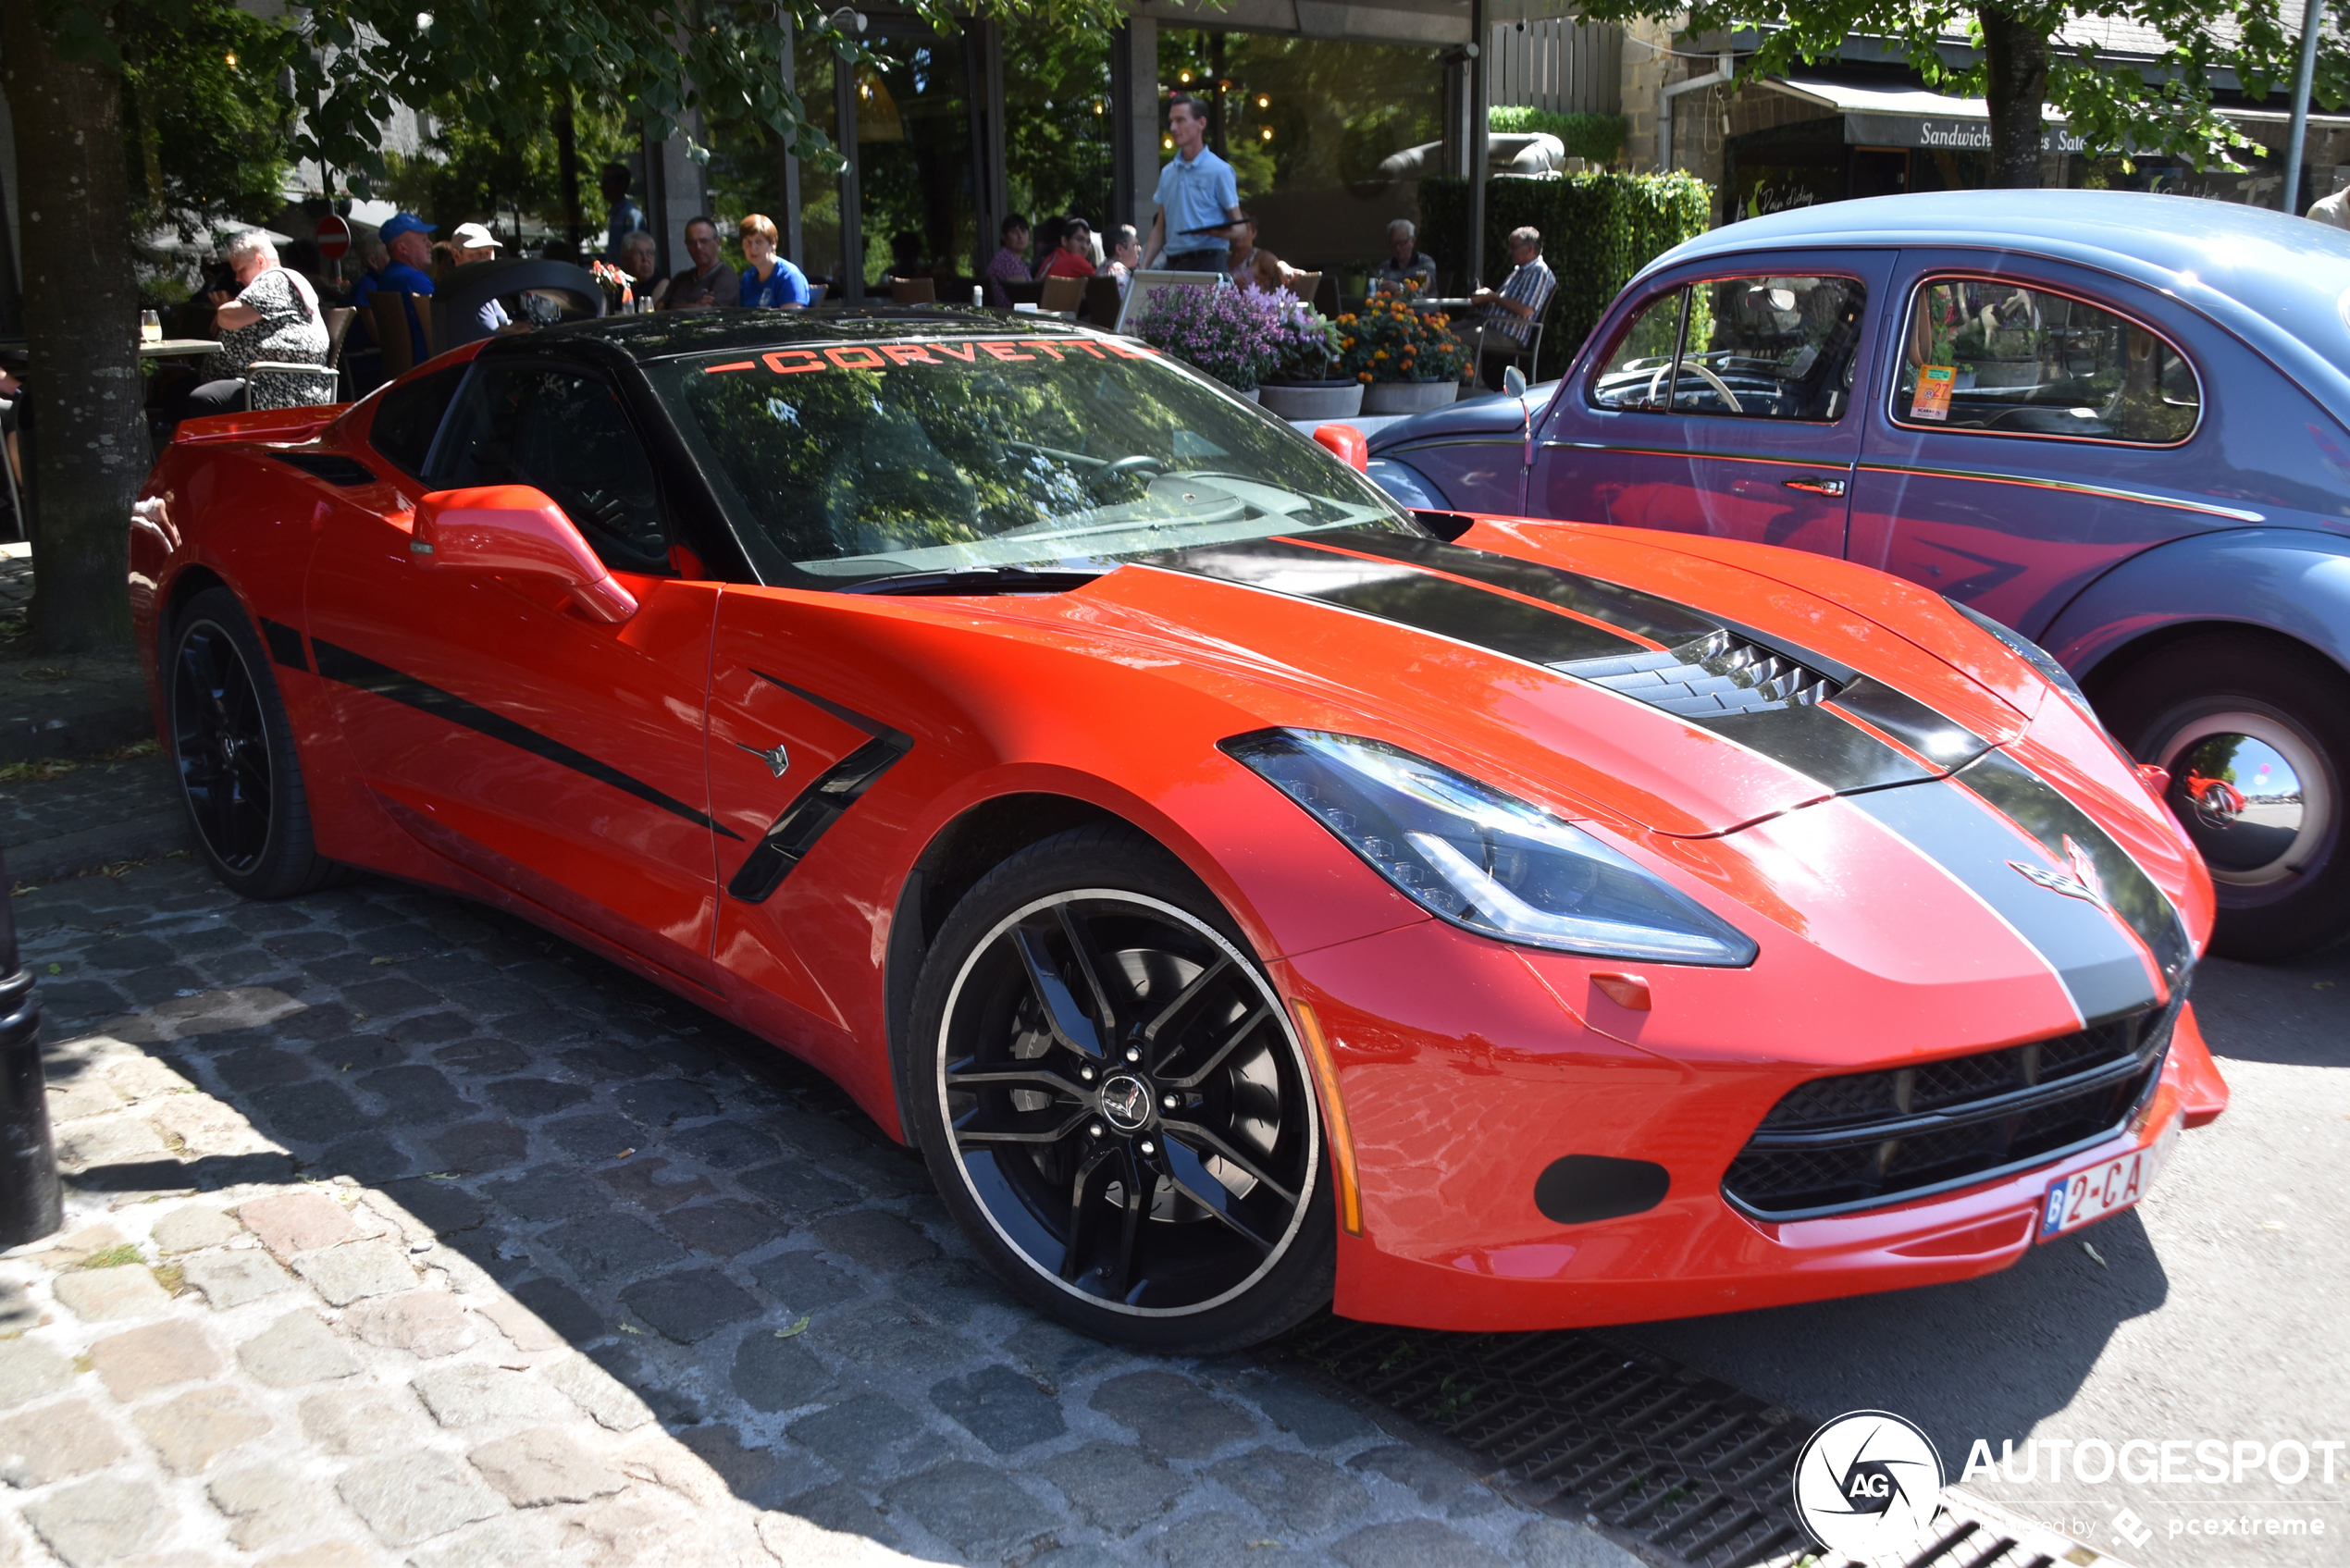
1703 705 1935 792
1149 537 1647 665
1849 778 2160 1024
1313 527 1722 646
260 618 310 673
1828 676 1991 771
1956 750 2194 989
311 637 741 839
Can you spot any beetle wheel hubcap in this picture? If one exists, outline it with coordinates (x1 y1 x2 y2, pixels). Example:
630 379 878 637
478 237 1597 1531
171 619 273 872
2158 710 2331 888
936 889 1318 1316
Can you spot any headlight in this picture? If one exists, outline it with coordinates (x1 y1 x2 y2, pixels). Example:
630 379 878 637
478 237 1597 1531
1366 457 1446 511
1223 729 1759 967
1946 598 2092 711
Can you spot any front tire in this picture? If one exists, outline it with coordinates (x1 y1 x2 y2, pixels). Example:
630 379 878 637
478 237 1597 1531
906 824 1335 1353
167 587 340 900
2101 633 2350 961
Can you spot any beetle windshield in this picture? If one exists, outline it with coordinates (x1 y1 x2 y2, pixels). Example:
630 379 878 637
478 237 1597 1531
650 335 1413 589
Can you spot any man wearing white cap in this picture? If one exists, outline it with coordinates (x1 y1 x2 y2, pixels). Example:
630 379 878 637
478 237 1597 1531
450 221 526 334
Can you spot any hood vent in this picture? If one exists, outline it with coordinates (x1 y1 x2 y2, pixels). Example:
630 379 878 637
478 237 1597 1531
1557 629 1842 720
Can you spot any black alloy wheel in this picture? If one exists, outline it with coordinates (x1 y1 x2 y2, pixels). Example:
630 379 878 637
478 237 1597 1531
909 825 1334 1352
167 587 340 900
2100 631 2350 961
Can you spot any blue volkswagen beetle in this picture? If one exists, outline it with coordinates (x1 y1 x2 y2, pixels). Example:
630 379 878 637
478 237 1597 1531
1367 189 2350 960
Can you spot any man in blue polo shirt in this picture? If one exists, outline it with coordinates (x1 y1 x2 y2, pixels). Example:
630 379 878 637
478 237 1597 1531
1143 96 1240 274
349 212 438 389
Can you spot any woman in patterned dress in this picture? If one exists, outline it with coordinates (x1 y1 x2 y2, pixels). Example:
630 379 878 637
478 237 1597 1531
176 231 331 423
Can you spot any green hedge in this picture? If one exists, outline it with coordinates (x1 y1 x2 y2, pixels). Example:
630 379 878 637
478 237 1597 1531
1419 171 1713 375
1487 105 1627 167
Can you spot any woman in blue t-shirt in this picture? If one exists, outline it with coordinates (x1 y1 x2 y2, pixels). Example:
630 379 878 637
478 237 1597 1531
738 215 812 309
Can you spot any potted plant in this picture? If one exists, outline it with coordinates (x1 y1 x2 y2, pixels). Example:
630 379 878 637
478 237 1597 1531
1133 284 1281 398
1255 296 1361 421
1336 284 1469 414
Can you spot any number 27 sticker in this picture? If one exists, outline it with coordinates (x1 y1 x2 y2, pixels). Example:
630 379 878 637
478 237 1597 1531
1911 364 1956 422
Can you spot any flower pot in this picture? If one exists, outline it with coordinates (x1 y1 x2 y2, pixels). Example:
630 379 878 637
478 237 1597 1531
1362 379 1459 414
1257 379 1365 420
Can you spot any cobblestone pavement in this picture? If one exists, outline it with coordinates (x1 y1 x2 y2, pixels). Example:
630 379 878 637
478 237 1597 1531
1 857 1642 1568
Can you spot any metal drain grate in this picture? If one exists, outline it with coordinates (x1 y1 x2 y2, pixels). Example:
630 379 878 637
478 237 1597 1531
1280 1322 2138 1568
1280 1318 1811 1567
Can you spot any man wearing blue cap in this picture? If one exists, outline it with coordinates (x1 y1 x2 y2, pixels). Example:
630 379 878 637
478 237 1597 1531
350 213 438 389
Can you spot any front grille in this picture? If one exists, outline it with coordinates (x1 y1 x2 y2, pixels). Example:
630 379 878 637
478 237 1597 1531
1724 1002 2176 1220
1560 629 1841 719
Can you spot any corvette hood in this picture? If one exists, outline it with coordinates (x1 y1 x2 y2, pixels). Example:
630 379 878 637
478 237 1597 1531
1053 523 2032 841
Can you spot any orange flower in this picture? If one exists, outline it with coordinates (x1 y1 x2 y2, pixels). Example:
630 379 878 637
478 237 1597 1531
1357 371 1373 383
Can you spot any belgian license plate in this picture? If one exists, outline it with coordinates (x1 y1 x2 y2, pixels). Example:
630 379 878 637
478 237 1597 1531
2037 1117 2179 1242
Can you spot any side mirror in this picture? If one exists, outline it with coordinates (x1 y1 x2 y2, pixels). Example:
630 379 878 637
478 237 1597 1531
1313 422 1369 473
412 486 637 623
1502 364 1528 399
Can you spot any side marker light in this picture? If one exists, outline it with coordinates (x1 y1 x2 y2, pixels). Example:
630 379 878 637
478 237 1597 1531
1292 1000 1363 1237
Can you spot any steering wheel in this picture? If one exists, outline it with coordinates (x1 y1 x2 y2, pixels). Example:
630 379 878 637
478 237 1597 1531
1087 453 1167 493
1647 358 1743 414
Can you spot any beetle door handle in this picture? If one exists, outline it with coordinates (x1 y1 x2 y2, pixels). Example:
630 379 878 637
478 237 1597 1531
1782 475 1847 497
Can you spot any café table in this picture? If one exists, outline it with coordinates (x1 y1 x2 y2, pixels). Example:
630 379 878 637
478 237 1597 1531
142 339 218 360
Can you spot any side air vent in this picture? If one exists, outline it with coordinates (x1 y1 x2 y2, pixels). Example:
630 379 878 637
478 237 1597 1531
1723 999 2178 1220
270 451 379 487
1558 628 1841 719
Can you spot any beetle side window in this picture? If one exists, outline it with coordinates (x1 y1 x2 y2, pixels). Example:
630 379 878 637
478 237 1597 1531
427 365 670 574
1891 278 2200 444
367 364 468 479
1589 276 1867 421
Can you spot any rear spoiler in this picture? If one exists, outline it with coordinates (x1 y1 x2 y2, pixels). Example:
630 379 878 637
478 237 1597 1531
174 402 349 447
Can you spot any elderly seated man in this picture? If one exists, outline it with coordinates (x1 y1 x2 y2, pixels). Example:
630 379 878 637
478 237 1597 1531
161 231 332 431
616 229 662 308
1373 219 1437 293
1456 225 1555 389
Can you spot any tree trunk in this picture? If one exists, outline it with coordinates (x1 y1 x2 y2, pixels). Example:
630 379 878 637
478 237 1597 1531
2 5 145 655
1979 5 2051 190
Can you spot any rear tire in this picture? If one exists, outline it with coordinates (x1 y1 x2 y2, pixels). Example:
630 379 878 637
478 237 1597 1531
905 823 1335 1353
2099 633 2350 961
167 586 341 900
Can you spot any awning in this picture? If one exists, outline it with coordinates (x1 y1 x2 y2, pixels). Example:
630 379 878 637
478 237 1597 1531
1766 74 2350 154
1765 77 2087 153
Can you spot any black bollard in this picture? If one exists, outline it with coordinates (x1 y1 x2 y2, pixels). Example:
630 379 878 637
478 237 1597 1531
0 849 57 1247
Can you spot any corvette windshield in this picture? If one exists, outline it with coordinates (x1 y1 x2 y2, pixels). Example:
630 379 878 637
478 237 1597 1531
652 336 1413 588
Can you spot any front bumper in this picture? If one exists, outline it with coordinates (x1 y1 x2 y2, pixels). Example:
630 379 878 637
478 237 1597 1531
1274 915 2224 1335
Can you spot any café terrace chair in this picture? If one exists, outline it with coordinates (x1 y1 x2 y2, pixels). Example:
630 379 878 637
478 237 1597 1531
1037 275 1085 315
1079 275 1122 325
1001 278 1045 307
244 305 358 411
890 277 936 304
370 292 436 380
1285 270 1322 305
1471 315 1547 386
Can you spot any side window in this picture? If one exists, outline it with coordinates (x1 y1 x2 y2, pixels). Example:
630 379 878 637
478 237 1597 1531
428 365 669 574
1589 276 1867 421
368 364 467 478
1891 278 2200 444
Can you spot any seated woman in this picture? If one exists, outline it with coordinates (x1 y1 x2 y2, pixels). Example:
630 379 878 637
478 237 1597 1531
738 214 812 309
167 231 331 427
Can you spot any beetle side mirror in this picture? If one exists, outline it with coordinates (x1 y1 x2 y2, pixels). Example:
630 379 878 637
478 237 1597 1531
412 486 637 624
1313 422 1369 472
1502 364 1528 399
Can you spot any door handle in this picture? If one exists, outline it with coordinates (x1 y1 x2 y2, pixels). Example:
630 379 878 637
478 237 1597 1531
1783 476 1847 498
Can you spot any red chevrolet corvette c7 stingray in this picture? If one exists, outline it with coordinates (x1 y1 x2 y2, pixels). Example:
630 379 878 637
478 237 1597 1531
130 310 2228 1352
